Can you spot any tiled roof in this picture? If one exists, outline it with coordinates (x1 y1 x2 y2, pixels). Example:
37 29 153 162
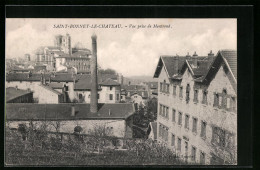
74 74 92 90
220 50 237 80
48 82 64 89
194 50 237 92
161 56 186 78
39 84 62 95
154 55 210 78
74 74 119 90
6 87 33 102
99 78 120 86
6 73 75 82
6 103 135 120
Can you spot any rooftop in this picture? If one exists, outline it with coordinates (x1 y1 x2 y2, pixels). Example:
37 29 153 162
6 87 32 102
99 78 120 86
6 73 75 82
6 103 135 121
39 84 63 95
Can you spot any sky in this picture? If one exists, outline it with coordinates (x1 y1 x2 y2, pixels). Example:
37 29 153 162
6 19 236 77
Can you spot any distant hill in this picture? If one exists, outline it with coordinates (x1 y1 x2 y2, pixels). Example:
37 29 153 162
123 76 158 85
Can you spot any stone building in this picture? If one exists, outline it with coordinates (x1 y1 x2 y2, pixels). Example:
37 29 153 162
35 34 91 73
153 50 237 165
74 75 121 104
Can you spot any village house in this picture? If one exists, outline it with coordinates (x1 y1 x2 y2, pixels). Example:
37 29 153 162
121 84 149 107
74 74 121 104
153 50 237 165
5 72 75 103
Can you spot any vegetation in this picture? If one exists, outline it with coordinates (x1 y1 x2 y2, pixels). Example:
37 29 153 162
5 122 187 166
98 68 117 75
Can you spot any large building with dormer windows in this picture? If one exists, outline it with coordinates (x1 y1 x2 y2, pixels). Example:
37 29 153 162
153 50 237 165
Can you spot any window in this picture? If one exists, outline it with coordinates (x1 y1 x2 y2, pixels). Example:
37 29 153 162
97 94 100 99
159 124 169 142
222 89 227 109
160 83 163 92
184 141 188 161
172 109 176 122
194 89 198 103
191 146 197 161
177 138 182 152
231 97 236 111
166 107 169 119
192 117 198 133
109 94 113 100
178 112 182 126
173 85 177 96
159 104 162 115
110 86 113 91
171 134 175 146
185 114 189 130
200 151 206 164
79 94 83 100
213 93 219 107
201 121 207 139
186 84 190 103
166 84 169 93
202 90 208 104
212 126 234 148
179 86 183 98
117 94 119 100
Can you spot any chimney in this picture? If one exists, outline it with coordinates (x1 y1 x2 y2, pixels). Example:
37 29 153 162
208 50 214 67
186 52 191 60
15 86 18 90
108 109 111 116
192 51 198 68
173 55 179 74
71 104 75 116
90 33 98 113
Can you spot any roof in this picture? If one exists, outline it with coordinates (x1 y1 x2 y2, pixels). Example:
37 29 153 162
74 74 118 90
121 85 146 91
130 90 148 98
219 50 237 80
48 82 64 89
55 51 90 59
153 55 209 78
39 84 63 95
150 122 157 139
6 87 33 102
6 73 75 82
71 51 91 57
146 82 158 89
99 78 120 86
194 50 237 83
6 103 135 121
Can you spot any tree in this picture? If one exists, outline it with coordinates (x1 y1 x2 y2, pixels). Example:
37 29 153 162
99 68 117 75
146 97 158 121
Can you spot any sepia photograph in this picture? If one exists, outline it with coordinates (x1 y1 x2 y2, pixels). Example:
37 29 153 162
5 18 237 166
